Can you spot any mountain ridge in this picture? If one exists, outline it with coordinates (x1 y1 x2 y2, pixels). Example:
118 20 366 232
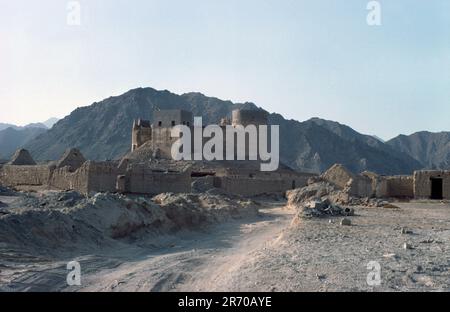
21 87 426 175
387 131 450 170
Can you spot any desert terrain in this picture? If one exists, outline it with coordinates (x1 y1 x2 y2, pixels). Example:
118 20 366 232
1 185 449 292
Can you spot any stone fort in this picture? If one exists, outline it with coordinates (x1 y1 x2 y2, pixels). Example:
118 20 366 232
0 108 449 200
131 108 270 160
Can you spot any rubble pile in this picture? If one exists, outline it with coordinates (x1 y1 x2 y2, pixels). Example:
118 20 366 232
296 199 355 219
287 182 354 221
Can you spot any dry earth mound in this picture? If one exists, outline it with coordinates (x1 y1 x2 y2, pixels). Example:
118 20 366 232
0 191 259 256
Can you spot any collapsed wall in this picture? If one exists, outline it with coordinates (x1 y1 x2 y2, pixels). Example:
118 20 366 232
48 164 90 193
322 164 373 197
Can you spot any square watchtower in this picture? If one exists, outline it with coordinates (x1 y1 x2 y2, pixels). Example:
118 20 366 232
153 110 193 128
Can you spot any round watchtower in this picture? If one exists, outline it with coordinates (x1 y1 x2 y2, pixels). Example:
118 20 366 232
232 109 268 126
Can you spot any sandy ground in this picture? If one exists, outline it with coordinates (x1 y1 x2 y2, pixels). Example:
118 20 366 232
1 196 449 292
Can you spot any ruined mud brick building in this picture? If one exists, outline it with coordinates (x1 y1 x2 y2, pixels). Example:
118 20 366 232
132 108 270 159
2 108 449 199
129 108 314 196
322 164 450 200
0 148 191 195
0 109 313 196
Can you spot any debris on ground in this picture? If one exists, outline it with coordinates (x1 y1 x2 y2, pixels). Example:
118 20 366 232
401 227 413 235
0 186 17 196
403 243 414 250
286 183 356 222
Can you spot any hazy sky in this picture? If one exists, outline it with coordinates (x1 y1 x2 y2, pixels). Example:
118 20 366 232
1 0 449 139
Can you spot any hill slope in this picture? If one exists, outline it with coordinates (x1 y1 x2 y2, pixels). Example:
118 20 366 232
387 132 450 170
24 87 422 174
0 127 47 159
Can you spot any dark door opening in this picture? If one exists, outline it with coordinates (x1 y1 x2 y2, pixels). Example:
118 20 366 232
430 178 443 200
292 180 296 189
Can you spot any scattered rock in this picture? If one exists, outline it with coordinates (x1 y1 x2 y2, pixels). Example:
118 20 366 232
403 243 413 250
383 253 398 259
316 274 327 280
401 227 412 235
0 186 17 196
383 203 400 209
340 218 352 226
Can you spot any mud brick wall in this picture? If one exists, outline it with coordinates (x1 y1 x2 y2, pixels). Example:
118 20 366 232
347 176 374 197
48 165 90 194
386 176 414 198
86 161 121 194
414 171 450 199
126 165 191 194
0 165 51 186
374 178 388 198
322 164 355 190
215 176 285 196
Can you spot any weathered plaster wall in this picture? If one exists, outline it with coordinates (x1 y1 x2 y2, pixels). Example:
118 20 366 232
414 171 450 199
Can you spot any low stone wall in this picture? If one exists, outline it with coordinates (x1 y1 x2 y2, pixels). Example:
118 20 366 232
0 165 51 186
414 171 450 199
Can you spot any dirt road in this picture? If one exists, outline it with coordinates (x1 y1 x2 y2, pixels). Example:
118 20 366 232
77 203 292 292
1 202 292 292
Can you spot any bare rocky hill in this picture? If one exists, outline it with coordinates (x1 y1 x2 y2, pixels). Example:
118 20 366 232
0 127 47 159
24 87 421 174
387 131 450 170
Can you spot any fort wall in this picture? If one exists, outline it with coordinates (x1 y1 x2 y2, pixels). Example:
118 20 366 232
125 165 191 194
0 165 51 186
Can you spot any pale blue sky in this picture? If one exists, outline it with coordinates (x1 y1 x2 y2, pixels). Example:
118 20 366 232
1 0 449 139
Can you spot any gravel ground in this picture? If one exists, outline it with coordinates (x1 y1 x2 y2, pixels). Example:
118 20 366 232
0 190 448 292
214 201 450 292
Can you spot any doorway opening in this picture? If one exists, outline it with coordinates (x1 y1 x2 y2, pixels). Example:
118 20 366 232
430 178 443 200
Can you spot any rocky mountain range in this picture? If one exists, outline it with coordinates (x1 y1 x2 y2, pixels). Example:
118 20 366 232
387 132 450 170
0 127 47 160
17 87 438 175
0 118 59 160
